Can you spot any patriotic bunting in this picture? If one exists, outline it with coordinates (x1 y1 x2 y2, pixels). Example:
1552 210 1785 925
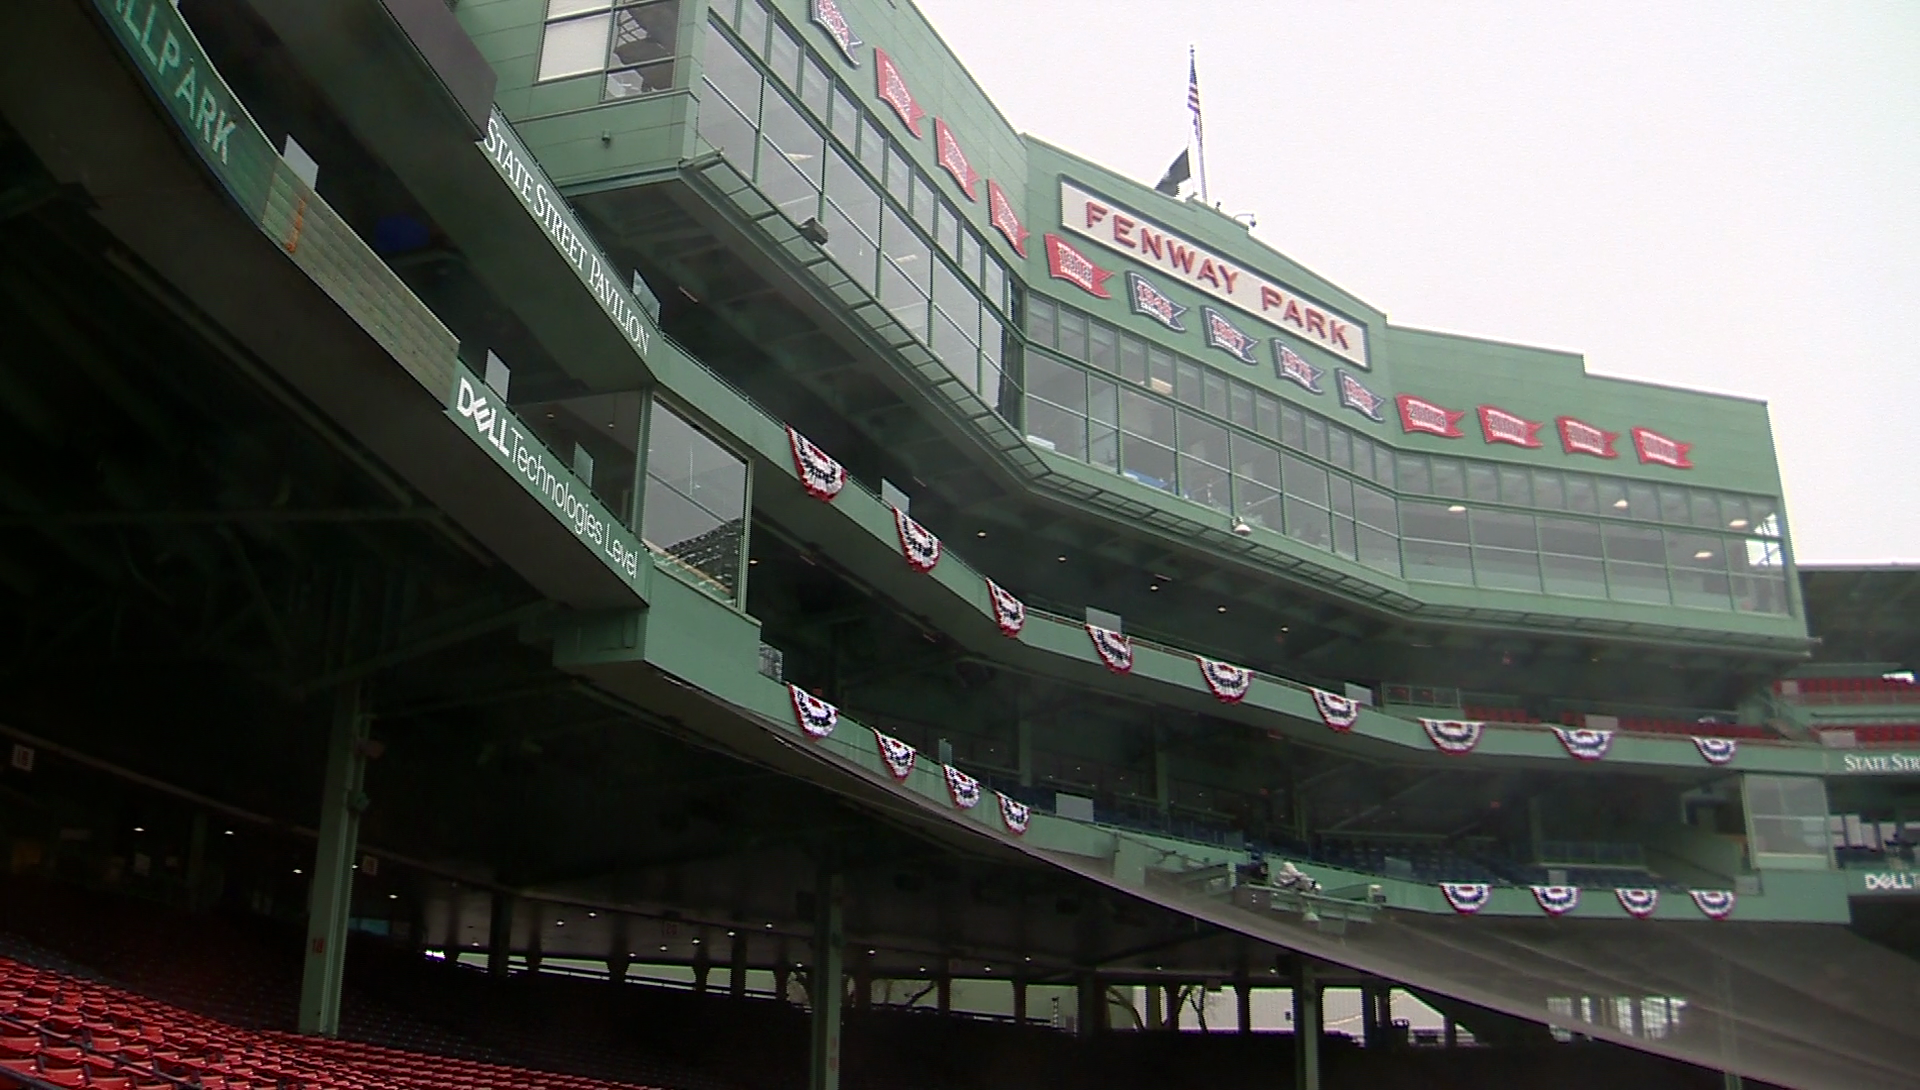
1616 888 1661 918
1557 416 1619 459
789 685 838 740
944 764 982 810
997 792 1031 835
787 426 847 502
1337 370 1386 423
985 579 1026 637
1420 718 1485 755
1274 343 1325 393
1197 657 1251 703
1310 688 1361 732
1397 394 1466 438
1086 624 1133 674
933 118 979 200
1693 736 1738 766
873 730 916 781
1044 234 1114 299
1126 272 1187 331
1553 726 1615 761
808 0 863 64
1632 426 1695 470
1201 307 1260 364
1689 889 1736 920
987 180 1029 257
873 49 924 136
1531 885 1581 916
1478 405 1544 449
1440 883 1492 915
893 508 941 573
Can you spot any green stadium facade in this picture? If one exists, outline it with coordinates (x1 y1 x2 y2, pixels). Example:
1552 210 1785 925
0 0 1916 1087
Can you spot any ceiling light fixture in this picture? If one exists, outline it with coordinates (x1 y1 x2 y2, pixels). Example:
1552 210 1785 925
1447 504 1466 514
1613 498 1631 509
1231 518 1252 536
1729 518 1749 529
1694 550 1714 560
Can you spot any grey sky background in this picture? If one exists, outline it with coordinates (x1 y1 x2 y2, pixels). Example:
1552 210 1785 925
912 0 1920 564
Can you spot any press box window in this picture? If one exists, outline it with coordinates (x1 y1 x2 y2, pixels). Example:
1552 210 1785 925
538 1 680 99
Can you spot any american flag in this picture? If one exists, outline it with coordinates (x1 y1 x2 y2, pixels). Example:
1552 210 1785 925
1187 52 1203 139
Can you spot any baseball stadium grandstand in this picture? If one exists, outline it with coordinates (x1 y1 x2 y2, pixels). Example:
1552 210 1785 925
0 1 1914 1087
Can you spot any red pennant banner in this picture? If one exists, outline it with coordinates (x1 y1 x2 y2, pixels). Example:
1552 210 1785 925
1632 426 1694 469
1396 394 1465 438
987 180 1029 257
1556 415 1619 459
874 49 924 137
1044 234 1114 299
933 118 978 200
1477 405 1543 448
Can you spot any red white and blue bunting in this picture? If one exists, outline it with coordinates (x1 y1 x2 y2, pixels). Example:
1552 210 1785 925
786 426 846 502
1692 736 1738 766
1198 657 1251 703
1689 889 1736 920
873 730 916 781
1440 883 1492 915
1531 885 1581 916
944 764 982 810
986 579 1025 638
893 508 941 573
997 792 1031 835
1086 625 1133 674
1310 688 1361 733
1615 888 1661 918
1420 718 1485 755
1553 726 1615 761
789 685 838 740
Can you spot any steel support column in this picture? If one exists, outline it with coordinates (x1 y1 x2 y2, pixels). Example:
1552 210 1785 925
730 931 749 999
1235 978 1252 1034
297 681 370 1036
487 892 514 977
808 873 844 1090
1293 962 1321 1090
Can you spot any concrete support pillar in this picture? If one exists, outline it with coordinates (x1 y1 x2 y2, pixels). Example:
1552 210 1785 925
692 941 711 995
185 812 208 912
1723 1073 1744 1090
1528 795 1546 864
936 973 952 1016
730 931 749 999
1145 985 1164 1030
607 954 630 986
1235 978 1253 1034
1012 977 1028 1024
1443 1016 1457 1048
1293 962 1321 1090
808 873 844 1090
298 681 370 1037
525 910 543 975
487 893 514 978
774 963 792 1004
1164 985 1181 1031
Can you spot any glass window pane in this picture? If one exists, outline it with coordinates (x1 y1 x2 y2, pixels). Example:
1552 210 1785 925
1231 383 1255 429
829 86 859 147
735 0 767 53
1404 540 1473 585
1532 470 1565 510
755 137 819 221
1627 483 1659 520
1690 491 1722 529
1603 524 1665 564
878 258 928 341
1430 458 1465 498
1027 355 1085 411
1204 371 1230 417
1333 516 1357 559
958 230 982 288
1475 547 1541 593
1358 526 1400 574
1499 467 1532 506
643 402 747 597
1024 399 1085 459
1088 323 1117 373
1597 477 1629 514
909 170 937 229
1089 377 1119 425
1176 361 1205 409
934 200 960 258
696 84 755 161
932 262 974 338
1328 428 1352 471
881 208 927 290
759 89 820 170
1719 494 1751 532
540 14 612 81
1467 463 1498 503
1235 435 1282 488
1659 486 1691 524
1607 561 1671 604
1566 474 1598 513
1090 426 1119 472
1372 448 1395 490
766 23 800 85
701 22 761 119
825 149 880 240
1239 480 1282 531
550 0 612 17
1354 483 1396 532
1179 411 1230 467
1471 509 1537 552
1121 436 1175 492
1118 334 1147 385
1349 437 1372 481
797 54 830 120
884 145 910 203
1255 393 1281 440
1147 347 1176 396
1282 453 1329 508
1543 553 1608 598
1281 405 1305 450
1057 308 1088 361
982 258 1006 313
1539 517 1603 558
1401 501 1470 545
612 3 677 67
1122 388 1175 445
606 60 675 98
1286 497 1332 550
1304 415 1328 460
1181 458 1232 511
856 117 884 178
818 200 875 289
1329 475 1354 518
1027 296 1056 349
1397 454 1430 495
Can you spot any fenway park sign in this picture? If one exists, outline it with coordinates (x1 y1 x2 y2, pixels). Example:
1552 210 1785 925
1058 180 1369 369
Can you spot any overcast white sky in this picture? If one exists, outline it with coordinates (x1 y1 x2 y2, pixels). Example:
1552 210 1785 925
913 0 1920 564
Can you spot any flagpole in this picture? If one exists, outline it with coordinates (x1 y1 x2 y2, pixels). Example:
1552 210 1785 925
1190 46 1210 204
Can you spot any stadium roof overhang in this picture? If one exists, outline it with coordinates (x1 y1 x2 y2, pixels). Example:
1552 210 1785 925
1798 564 1920 670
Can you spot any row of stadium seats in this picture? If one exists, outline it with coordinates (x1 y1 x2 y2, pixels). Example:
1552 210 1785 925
0 956 654 1090
1818 724 1920 746
1775 677 1919 703
1591 717 1773 740
1460 706 1541 725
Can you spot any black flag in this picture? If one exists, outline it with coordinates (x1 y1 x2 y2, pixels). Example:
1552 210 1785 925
1155 149 1191 196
